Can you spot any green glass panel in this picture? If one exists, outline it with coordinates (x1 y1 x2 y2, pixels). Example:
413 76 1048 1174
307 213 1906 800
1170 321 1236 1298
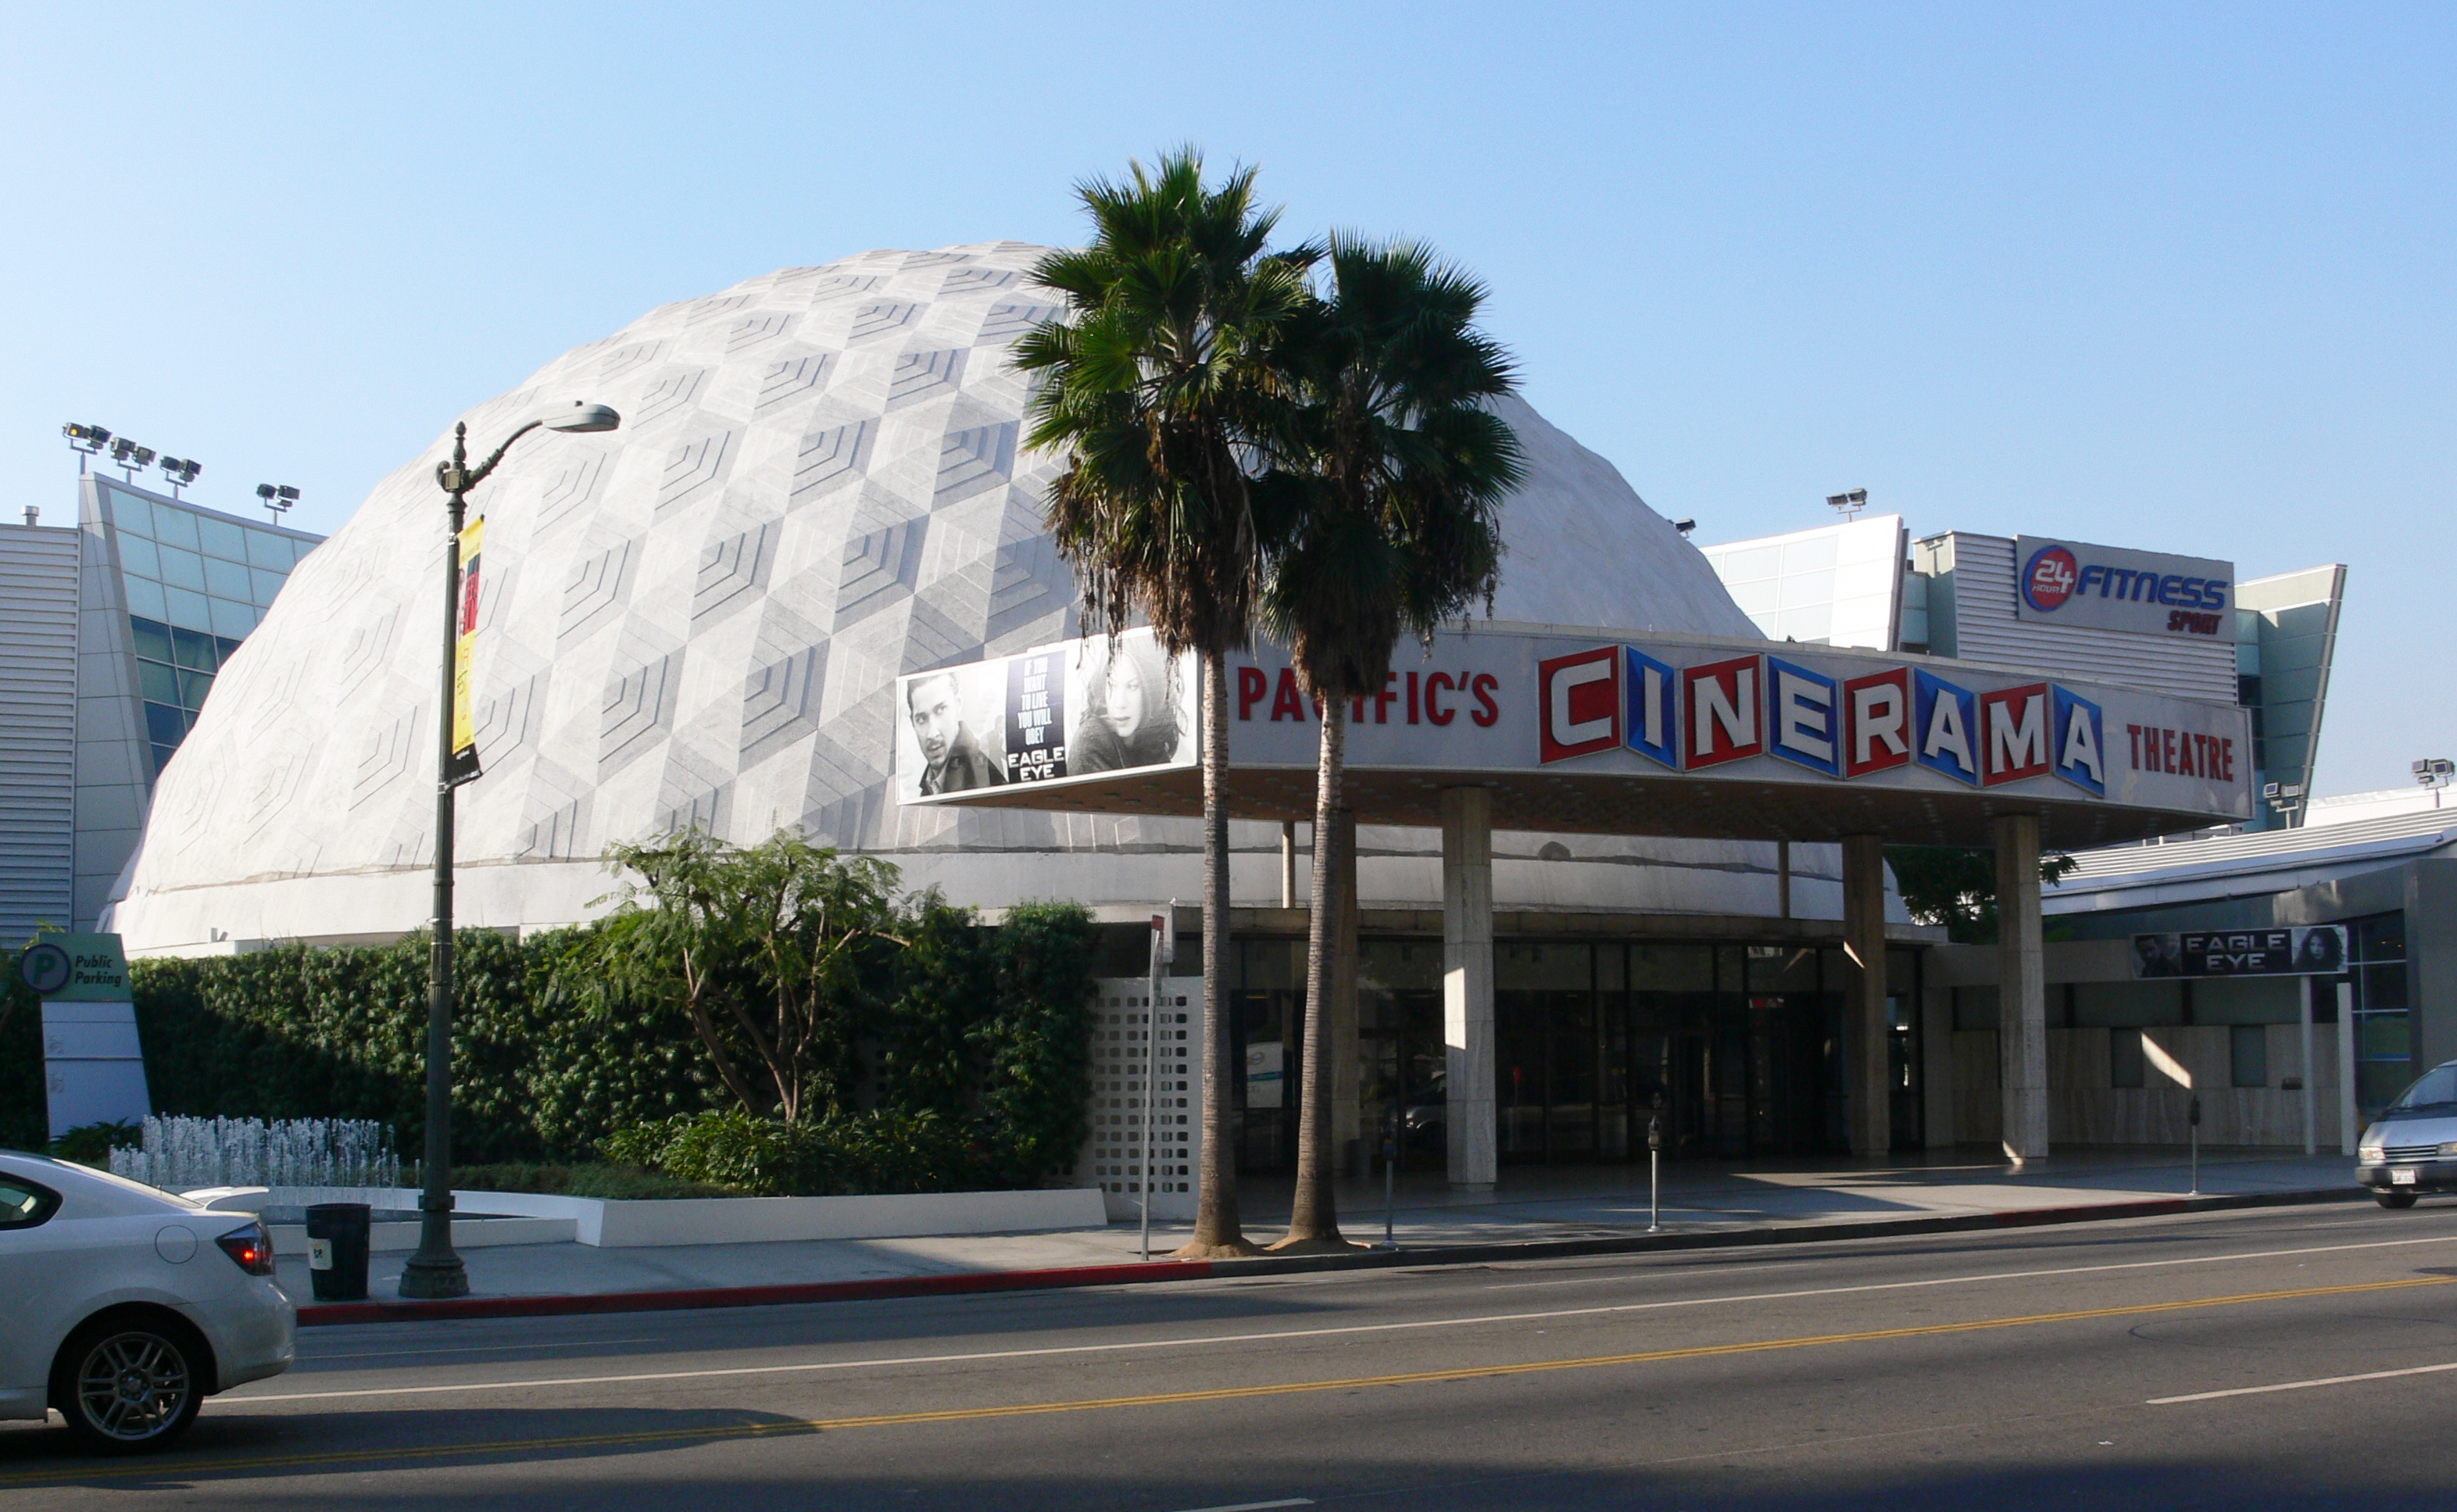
138 660 178 704
144 702 185 745
2360 1016 2411 1060
177 668 214 709
170 626 217 670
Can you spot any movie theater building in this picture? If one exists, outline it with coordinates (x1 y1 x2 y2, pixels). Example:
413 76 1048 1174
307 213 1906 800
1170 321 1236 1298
92 241 2285 1198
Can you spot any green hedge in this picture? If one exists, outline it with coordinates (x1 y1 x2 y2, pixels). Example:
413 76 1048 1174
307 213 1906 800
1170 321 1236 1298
0 900 1099 1190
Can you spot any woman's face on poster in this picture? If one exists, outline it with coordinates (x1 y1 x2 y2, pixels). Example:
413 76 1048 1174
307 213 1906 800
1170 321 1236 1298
1103 660 1146 738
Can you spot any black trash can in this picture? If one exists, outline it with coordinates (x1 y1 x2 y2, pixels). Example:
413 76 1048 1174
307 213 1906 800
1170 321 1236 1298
303 1203 371 1302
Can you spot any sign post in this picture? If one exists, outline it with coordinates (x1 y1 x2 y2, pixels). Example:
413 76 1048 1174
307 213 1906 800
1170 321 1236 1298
17 931 148 1141
1141 906 1173 1264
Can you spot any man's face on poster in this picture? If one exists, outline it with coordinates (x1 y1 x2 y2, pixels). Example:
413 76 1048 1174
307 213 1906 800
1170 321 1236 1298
909 674 960 770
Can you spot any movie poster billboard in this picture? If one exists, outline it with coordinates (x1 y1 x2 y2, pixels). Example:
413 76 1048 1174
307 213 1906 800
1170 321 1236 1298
896 628 1197 804
2130 926 2347 979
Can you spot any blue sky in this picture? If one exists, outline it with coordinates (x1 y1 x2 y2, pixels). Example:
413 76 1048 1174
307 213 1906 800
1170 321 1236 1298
3 2 2448 795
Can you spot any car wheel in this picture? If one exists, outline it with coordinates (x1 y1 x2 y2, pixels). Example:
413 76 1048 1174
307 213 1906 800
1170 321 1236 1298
54 1317 206 1454
2377 1190 2420 1210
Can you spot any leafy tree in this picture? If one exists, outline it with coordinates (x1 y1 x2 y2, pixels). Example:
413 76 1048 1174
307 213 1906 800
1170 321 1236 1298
573 829 899 1124
1886 845 2079 944
1015 148 1315 1257
1257 237 1523 1248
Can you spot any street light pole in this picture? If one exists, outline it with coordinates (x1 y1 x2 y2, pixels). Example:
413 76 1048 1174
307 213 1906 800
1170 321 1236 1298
399 404 618 1300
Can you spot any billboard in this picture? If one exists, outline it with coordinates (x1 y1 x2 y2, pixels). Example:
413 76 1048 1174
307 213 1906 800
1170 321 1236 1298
896 628 1197 805
2012 535 2237 644
2130 927 2348 979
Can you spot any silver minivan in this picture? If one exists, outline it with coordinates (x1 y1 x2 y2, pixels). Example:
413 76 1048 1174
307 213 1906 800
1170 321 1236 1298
2356 1060 2457 1209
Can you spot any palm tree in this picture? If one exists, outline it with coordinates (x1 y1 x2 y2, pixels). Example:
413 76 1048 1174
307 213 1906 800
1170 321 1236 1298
1014 149 1314 1258
1261 237 1525 1249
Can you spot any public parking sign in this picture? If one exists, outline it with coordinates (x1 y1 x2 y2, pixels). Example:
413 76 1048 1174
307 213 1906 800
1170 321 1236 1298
14 933 130 999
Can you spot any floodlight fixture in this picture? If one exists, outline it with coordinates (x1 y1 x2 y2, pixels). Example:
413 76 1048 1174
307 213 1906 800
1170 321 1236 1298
1826 488 1869 520
256 484 297 520
2416 758 2455 788
160 456 201 497
63 423 111 473
1673 518 1697 536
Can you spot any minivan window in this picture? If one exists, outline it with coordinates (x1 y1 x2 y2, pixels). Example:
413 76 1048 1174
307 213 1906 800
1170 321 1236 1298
2391 1065 2457 1111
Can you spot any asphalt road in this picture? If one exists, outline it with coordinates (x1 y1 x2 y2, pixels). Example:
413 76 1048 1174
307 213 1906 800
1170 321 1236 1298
11 1200 2457 1508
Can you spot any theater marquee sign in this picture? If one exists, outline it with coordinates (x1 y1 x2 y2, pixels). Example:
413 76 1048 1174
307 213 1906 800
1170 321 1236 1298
908 624 2253 840
1222 627 2251 819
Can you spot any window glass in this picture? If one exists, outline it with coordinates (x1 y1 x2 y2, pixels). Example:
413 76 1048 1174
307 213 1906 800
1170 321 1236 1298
2110 1028 2146 1088
1629 944 1714 992
208 597 256 638
150 743 177 775
138 660 179 704
1746 945 1819 994
156 545 206 591
109 489 156 538
123 577 169 621
116 534 161 580
1498 942 1590 992
0 1178 60 1229
196 514 249 562
245 530 291 569
150 502 201 552
215 635 244 663
163 584 213 631
2231 1024 2269 1088
177 668 214 709
181 706 198 733
145 701 185 745
204 556 253 599
1358 939 1441 993
170 626 218 670
2392 1065 2457 1110
130 617 173 663
249 566 288 604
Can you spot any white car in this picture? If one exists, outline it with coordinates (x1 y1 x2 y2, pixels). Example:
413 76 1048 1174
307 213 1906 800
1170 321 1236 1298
0 1149 295 1453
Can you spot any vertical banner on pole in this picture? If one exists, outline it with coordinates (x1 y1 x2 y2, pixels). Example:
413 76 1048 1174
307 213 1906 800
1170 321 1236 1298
447 517 485 785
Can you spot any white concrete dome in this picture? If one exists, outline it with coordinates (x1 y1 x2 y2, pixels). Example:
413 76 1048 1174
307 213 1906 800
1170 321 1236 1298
106 242 1822 954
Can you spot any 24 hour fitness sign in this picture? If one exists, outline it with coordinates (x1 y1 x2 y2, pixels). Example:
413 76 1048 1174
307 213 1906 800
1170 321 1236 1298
1225 627 2251 818
2012 535 2237 642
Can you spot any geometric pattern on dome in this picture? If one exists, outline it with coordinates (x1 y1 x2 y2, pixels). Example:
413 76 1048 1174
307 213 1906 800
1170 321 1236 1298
111 241 1765 933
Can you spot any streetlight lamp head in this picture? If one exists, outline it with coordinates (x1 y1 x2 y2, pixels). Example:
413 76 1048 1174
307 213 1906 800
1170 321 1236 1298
545 401 621 434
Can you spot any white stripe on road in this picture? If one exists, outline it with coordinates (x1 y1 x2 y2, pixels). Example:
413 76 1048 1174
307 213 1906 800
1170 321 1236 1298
226 1231 2457 1408
2151 1360 2457 1405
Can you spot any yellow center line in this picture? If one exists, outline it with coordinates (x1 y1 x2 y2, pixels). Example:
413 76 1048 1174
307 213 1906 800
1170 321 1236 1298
7 1273 2446 1489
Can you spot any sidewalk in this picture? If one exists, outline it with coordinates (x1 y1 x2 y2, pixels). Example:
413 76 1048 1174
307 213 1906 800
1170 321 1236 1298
313 1146 2363 1324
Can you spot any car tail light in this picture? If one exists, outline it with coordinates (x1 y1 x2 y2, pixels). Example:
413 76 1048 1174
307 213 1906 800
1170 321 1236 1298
216 1220 277 1277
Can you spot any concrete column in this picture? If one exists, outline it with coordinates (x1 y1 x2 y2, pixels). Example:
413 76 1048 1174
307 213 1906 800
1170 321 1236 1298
1842 834 1890 1156
2337 980 2359 1153
1441 786 1496 1191
1329 808 1363 1170
1994 812 2050 1162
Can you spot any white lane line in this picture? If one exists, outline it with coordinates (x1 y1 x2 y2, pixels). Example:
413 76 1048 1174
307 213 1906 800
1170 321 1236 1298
221 1230 2457 1408
1166 1501 1313 1512
1483 1230 2457 1292
1481 1215 2441 1289
2151 1360 2457 1405
303 1337 660 1362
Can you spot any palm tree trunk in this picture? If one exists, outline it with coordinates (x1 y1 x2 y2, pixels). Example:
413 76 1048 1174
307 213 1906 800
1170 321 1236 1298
1275 695 1352 1249
1178 649 1256 1257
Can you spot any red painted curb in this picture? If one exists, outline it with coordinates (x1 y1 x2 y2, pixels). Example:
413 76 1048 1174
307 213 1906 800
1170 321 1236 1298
297 1257 1214 1326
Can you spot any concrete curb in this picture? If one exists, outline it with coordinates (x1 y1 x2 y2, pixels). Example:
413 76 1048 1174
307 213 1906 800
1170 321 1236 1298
296 1184 2367 1327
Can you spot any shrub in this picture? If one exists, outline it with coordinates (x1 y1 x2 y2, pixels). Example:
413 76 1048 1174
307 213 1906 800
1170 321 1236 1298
608 1108 988 1196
